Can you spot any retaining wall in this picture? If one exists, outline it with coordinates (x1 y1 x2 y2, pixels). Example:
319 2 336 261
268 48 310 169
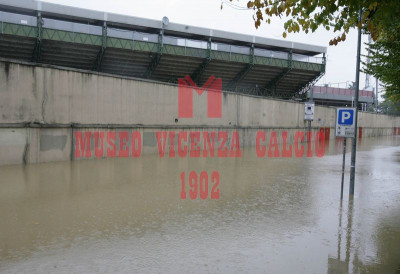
1 60 399 165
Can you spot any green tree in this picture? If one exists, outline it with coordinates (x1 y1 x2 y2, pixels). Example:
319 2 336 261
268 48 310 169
237 0 400 44
364 39 400 105
378 99 400 115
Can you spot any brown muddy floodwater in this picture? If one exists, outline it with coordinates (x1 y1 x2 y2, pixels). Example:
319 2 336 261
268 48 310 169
0 136 400 273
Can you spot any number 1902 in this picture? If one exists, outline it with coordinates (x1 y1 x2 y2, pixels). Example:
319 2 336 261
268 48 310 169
180 171 220 200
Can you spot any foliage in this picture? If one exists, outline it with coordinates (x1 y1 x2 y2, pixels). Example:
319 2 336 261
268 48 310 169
227 0 400 45
347 81 356 90
363 38 400 104
378 99 400 115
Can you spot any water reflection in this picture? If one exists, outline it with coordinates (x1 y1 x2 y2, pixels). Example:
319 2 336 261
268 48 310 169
0 136 399 273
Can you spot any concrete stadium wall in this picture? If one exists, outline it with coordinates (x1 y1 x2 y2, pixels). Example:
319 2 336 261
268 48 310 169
0 60 399 165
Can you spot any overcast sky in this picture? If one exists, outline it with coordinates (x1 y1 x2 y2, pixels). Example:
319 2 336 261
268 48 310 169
42 0 377 91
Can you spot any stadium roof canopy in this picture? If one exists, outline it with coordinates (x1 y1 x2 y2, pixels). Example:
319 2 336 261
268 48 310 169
0 0 327 98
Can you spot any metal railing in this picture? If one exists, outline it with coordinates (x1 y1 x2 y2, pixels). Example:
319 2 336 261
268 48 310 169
254 48 289 60
0 10 324 64
0 11 36 26
292 53 323 64
43 18 102 35
312 86 374 97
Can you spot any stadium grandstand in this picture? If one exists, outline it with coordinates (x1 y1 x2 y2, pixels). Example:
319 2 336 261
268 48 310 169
0 0 326 100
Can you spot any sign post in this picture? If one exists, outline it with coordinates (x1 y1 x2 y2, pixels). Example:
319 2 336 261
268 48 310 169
335 107 356 199
304 102 315 133
340 138 347 200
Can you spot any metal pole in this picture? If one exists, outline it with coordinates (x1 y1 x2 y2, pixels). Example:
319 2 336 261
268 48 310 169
307 87 313 133
375 78 379 112
345 198 354 266
337 199 343 260
341 138 347 200
349 8 362 196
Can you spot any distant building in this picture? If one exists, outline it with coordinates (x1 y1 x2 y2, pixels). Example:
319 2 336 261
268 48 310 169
308 86 375 110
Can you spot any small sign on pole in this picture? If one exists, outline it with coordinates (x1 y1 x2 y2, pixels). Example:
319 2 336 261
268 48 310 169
304 102 315 121
335 108 356 138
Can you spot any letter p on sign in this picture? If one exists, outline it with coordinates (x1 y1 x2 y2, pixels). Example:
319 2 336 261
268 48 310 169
338 109 354 125
341 111 350 123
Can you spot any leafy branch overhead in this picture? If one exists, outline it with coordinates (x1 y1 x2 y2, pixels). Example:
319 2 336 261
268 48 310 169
229 0 400 45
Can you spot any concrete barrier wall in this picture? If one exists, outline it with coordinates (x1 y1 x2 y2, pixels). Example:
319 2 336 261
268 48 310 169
1 60 399 165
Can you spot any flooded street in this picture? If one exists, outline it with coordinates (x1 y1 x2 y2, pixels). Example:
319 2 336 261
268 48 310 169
0 136 399 273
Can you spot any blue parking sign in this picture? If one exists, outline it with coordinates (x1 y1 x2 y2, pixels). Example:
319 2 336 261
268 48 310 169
336 108 356 137
338 109 354 125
